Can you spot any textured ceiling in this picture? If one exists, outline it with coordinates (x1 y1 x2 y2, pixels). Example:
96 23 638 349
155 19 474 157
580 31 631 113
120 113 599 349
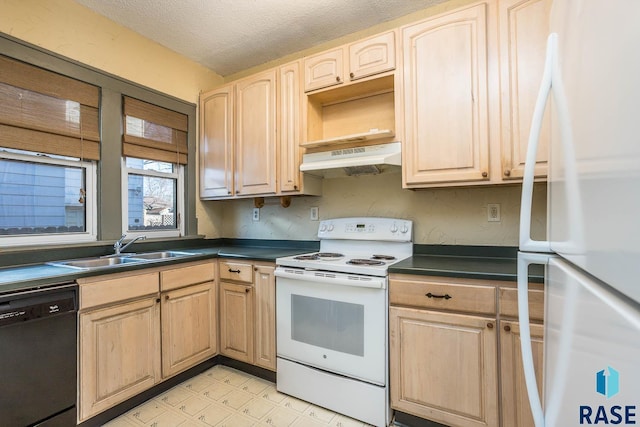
73 0 447 76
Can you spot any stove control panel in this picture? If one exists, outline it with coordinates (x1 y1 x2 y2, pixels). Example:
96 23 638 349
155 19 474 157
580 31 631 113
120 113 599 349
318 217 412 242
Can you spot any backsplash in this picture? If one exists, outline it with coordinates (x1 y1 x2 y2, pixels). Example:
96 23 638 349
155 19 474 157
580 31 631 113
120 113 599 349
197 172 547 246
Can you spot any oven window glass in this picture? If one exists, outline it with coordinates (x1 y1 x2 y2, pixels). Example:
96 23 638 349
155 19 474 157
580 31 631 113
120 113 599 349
291 294 364 356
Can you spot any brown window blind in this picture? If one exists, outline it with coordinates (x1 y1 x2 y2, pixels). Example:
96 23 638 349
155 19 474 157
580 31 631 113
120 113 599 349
0 55 100 160
123 96 188 164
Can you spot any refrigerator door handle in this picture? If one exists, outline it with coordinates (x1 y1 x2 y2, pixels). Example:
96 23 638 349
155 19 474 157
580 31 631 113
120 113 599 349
519 34 556 253
517 252 553 427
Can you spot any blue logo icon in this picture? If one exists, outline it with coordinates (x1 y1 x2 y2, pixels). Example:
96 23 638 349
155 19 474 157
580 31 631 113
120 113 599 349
596 366 620 398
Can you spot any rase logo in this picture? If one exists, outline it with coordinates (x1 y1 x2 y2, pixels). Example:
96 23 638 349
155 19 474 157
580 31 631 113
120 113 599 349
597 366 621 399
580 366 637 425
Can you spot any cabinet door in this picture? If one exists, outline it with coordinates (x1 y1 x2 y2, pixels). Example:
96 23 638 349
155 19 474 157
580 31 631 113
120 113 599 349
236 70 277 196
79 297 160 421
219 281 254 363
500 321 544 427
199 85 234 198
389 306 498 427
278 61 302 193
303 48 344 92
403 4 490 186
348 31 396 81
254 264 276 371
161 281 217 378
499 0 551 180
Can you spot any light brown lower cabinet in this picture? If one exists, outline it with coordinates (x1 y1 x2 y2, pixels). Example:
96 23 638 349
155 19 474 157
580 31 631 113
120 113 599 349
79 295 161 422
389 274 544 427
499 321 544 427
253 264 277 370
218 260 276 371
161 281 217 378
389 306 499 427
78 261 217 422
219 281 255 363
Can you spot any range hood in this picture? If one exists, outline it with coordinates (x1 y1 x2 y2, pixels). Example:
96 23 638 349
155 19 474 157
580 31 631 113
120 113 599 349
300 142 401 178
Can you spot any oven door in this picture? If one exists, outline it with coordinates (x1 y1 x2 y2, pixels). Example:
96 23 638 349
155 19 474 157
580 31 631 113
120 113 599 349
275 268 387 386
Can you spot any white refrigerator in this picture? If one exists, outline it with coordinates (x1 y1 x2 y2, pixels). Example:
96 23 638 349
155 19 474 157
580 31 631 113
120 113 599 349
518 1 640 427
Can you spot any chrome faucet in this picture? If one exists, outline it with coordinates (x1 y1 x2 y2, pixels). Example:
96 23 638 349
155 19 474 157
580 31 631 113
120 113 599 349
113 234 146 255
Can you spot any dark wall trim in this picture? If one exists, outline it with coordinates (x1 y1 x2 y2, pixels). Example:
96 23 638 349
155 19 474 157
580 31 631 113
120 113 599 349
0 32 198 241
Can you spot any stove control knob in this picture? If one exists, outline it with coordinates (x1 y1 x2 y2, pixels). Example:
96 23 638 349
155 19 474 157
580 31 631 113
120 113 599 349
400 224 409 234
320 224 327 232
327 224 335 231
390 223 399 233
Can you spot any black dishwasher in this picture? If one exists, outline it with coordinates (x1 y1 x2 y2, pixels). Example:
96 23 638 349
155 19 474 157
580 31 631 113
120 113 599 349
0 283 77 426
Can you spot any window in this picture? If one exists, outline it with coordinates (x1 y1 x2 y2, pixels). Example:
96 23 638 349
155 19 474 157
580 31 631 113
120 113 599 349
0 54 100 246
122 97 188 238
123 157 183 238
0 149 97 245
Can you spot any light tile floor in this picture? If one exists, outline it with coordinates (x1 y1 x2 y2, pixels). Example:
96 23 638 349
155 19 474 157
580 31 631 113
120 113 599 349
104 365 375 427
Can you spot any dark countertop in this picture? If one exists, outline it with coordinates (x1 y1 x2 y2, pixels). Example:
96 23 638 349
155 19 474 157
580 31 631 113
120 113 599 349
390 253 545 283
0 241 316 295
0 241 543 295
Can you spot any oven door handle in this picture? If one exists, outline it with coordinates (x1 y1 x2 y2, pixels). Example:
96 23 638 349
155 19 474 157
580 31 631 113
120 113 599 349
275 267 386 289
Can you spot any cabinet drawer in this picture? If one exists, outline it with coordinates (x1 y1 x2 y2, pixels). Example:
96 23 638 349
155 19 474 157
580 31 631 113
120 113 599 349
390 277 496 315
219 260 254 283
499 287 545 322
80 272 159 310
160 261 215 291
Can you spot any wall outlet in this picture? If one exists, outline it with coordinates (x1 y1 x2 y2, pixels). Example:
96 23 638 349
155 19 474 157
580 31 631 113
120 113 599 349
487 203 501 222
252 208 260 222
310 207 319 221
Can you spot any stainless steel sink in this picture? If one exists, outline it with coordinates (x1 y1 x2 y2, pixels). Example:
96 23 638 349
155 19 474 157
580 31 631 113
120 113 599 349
47 250 199 270
48 256 144 270
124 251 195 260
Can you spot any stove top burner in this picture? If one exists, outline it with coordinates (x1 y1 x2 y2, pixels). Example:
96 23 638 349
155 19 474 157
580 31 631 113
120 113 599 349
347 258 386 266
294 252 345 261
317 252 344 258
371 254 396 261
294 254 320 260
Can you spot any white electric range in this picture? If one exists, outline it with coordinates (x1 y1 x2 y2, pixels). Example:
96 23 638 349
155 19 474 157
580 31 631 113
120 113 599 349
275 217 413 427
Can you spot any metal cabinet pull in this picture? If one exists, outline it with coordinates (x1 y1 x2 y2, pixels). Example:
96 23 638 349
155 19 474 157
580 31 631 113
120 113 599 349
487 322 494 329
228 268 241 273
425 292 452 300
245 287 250 293
504 325 511 332
336 76 341 82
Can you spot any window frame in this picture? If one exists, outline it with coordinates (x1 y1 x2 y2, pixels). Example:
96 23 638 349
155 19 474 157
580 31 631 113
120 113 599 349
1 35 198 247
121 157 184 239
0 150 97 246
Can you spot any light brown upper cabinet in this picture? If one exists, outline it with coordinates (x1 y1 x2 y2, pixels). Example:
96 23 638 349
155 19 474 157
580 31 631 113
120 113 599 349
499 0 551 180
349 31 396 81
303 31 396 92
235 69 278 196
200 63 320 200
199 70 276 198
200 84 234 198
279 61 318 193
402 3 490 187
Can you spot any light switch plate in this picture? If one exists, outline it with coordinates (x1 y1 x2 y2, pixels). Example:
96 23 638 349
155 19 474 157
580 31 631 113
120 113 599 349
310 207 319 221
487 203 501 222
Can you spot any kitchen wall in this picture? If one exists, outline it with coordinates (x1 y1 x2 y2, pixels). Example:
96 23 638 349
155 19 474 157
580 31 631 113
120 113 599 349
199 172 547 246
0 0 222 103
1 0 547 246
